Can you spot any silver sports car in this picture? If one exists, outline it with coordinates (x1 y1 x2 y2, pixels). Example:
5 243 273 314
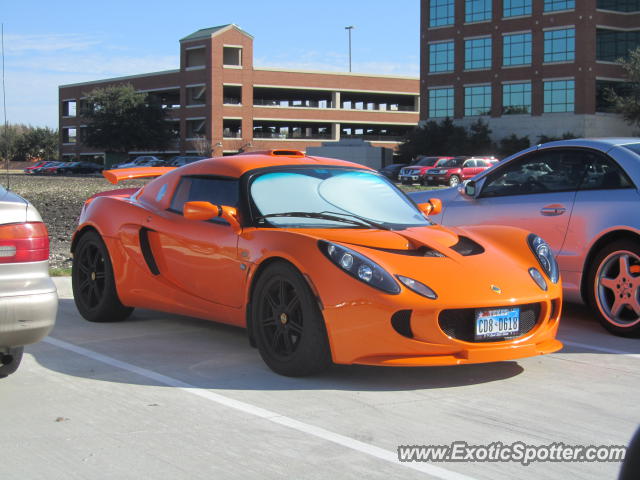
0 185 58 377
412 138 640 337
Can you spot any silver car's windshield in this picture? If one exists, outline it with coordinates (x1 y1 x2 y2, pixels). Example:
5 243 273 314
250 168 431 229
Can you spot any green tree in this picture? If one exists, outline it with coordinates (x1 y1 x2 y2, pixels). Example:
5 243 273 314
14 127 58 161
0 124 29 163
607 47 640 130
498 134 530 157
82 84 176 154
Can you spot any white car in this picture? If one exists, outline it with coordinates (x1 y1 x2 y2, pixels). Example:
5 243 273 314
0 186 58 377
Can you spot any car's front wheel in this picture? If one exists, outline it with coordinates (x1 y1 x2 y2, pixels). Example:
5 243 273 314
587 240 640 337
251 262 332 376
448 175 461 187
0 347 24 378
72 230 134 323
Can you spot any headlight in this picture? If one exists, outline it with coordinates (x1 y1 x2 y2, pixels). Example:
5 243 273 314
318 241 400 294
527 234 559 283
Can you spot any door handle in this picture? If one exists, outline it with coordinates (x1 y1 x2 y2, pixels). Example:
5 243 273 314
540 205 566 216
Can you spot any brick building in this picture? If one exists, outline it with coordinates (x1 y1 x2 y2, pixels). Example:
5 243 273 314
421 0 640 140
58 24 419 164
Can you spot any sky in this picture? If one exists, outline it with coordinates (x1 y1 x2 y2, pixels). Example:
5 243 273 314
1 0 420 129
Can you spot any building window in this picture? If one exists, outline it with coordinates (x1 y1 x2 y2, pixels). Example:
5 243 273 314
429 41 455 72
544 80 575 112
465 0 492 22
62 127 77 144
428 88 454 118
186 119 206 138
596 80 634 112
544 0 575 11
62 100 76 117
596 29 640 62
503 32 532 66
503 82 531 114
186 86 206 106
544 28 575 62
430 0 455 27
503 0 532 17
223 46 242 66
465 37 492 70
185 47 206 68
465 85 492 116
597 0 640 12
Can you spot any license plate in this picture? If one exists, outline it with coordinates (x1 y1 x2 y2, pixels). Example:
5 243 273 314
428 176 433 180
475 307 520 339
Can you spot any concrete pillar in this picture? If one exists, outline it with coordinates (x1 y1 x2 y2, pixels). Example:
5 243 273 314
333 123 341 141
332 91 341 109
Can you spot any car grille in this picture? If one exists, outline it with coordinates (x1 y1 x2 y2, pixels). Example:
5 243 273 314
438 303 541 343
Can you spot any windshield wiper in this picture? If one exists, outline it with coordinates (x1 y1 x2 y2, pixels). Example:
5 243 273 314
255 211 387 229
318 211 390 231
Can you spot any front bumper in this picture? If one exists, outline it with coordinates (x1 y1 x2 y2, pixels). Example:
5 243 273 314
399 174 421 182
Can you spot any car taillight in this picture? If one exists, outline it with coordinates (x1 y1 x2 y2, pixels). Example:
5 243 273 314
0 222 50 264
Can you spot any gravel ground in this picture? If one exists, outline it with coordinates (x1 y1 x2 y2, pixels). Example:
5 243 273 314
3 172 437 272
4 173 147 271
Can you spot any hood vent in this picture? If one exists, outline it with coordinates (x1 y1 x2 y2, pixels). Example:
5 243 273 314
369 246 445 257
450 236 484 256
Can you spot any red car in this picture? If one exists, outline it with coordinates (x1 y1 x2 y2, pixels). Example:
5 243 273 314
398 156 453 185
23 161 50 174
423 156 498 187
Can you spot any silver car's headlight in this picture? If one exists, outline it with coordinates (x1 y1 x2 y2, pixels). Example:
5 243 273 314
527 234 559 284
318 241 400 294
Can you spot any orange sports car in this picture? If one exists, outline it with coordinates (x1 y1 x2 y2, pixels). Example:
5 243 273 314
71 150 562 376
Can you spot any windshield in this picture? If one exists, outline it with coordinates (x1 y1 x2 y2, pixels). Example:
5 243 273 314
441 158 465 168
415 157 438 166
250 168 431 229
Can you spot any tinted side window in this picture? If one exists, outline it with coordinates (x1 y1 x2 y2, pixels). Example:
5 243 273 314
578 154 634 190
464 160 476 168
481 150 588 197
170 176 239 224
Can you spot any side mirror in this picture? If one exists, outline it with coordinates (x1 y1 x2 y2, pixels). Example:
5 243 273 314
183 201 241 233
417 198 443 216
463 180 477 198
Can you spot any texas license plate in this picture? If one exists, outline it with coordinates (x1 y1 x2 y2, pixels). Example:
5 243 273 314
428 176 434 180
475 307 520 339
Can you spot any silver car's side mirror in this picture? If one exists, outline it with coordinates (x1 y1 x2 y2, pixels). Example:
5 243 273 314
463 180 477 197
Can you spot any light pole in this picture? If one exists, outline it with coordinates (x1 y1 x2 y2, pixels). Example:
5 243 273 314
345 26 354 72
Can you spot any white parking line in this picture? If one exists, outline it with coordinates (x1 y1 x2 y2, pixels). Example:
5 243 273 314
43 336 475 480
562 340 640 358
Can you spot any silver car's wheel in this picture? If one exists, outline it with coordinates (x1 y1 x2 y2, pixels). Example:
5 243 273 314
448 175 460 187
588 240 640 337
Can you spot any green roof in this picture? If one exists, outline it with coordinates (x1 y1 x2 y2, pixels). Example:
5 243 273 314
180 24 253 42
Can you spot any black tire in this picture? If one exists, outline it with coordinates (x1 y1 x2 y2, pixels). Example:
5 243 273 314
448 175 461 187
72 230 134 323
251 262 332 376
586 240 640 337
0 347 24 378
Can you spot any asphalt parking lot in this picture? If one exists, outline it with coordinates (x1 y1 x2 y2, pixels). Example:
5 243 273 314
1 278 638 480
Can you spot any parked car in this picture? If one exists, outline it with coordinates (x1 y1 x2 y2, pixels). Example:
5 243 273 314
71 149 562 377
411 138 640 336
56 161 104 175
114 156 163 169
378 163 408 181
23 161 50 174
0 186 58 377
30 161 60 175
167 155 207 167
422 156 498 187
38 162 66 175
398 156 453 185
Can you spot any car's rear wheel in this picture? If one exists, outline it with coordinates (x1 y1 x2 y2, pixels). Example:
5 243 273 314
72 231 134 323
0 347 24 378
251 262 331 376
587 240 640 337
448 175 461 187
